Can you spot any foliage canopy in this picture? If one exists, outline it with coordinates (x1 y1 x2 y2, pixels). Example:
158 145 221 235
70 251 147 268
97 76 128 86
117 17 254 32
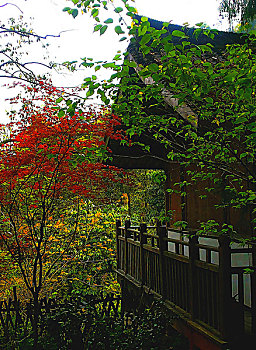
65 0 256 236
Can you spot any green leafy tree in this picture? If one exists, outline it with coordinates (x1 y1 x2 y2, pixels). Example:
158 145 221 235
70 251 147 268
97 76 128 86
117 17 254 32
219 0 256 29
63 0 256 238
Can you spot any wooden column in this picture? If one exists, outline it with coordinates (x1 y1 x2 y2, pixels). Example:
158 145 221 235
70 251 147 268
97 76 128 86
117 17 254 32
218 234 232 339
188 235 199 320
139 223 147 286
116 220 121 270
124 220 131 275
157 221 168 299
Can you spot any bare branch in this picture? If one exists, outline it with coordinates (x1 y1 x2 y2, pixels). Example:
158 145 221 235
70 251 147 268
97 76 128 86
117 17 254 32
0 2 23 13
0 27 76 40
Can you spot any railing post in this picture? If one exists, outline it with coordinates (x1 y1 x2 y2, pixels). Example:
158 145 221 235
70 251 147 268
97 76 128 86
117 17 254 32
157 221 168 299
251 244 256 333
218 234 232 339
139 223 147 286
124 220 131 275
188 234 199 320
116 220 121 270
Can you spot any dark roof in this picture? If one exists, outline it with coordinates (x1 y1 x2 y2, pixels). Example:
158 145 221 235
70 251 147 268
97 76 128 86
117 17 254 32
131 14 245 52
107 16 246 170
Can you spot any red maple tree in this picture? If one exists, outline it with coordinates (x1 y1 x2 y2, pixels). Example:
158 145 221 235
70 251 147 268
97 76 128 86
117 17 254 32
0 81 124 341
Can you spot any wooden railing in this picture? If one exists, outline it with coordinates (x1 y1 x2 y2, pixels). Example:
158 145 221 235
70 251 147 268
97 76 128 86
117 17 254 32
0 287 121 342
116 219 256 340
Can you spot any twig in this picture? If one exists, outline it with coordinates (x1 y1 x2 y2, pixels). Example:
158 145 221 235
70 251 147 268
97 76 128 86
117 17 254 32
0 2 23 13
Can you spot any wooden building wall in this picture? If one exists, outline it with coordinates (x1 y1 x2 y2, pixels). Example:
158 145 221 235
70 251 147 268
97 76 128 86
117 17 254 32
166 163 252 236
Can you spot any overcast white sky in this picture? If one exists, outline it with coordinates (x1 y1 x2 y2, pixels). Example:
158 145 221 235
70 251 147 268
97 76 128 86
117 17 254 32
0 0 227 122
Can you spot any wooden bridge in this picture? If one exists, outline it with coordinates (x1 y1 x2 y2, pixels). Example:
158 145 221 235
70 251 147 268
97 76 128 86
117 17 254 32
116 220 256 350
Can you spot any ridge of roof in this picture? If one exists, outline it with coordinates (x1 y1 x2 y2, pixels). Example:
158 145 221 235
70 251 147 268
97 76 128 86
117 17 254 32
132 14 245 51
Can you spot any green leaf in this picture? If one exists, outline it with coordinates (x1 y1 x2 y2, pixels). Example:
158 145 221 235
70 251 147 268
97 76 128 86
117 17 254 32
95 65 101 71
115 26 125 35
56 97 63 103
86 89 94 98
127 6 137 13
148 63 159 72
82 62 94 67
104 18 113 24
142 46 150 54
58 110 65 118
83 0 90 8
91 8 99 17
234 116 247 124
240 153 248 159
100 25 108 35
140 34 151 46
102 62 118 69
172 30 187 38
119 36 127 41
141 16 148 22
127 61 137 68
205 97 213 104
247 122 256 132
63 7 71 12
94 24 102 32
115 7 123 13
71 9 78 18
113 54 121 60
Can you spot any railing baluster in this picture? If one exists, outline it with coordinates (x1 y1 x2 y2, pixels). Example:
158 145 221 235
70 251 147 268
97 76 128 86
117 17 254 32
251 245 256 333
157 221 167 299
124 220 131 275
139 223 147 286
188 235 199 320
206 248 211 263
237 272 244 307
116 220 121 271
218 234 232 339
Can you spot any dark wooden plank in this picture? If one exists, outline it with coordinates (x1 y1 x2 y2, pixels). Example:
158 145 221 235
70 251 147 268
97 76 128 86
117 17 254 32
237 272 244 307
143 244 159 254
196 243 219 252
251 245 256 333
127 238 140 247
218 235 232 339
195 260 219 273
164 251 189 263
188 235 199 320
174 259 178 305
139 223 147 285
157 222 168 299
206 248 211 263
116 220 121 270
230 248 252 254
124 220 131 274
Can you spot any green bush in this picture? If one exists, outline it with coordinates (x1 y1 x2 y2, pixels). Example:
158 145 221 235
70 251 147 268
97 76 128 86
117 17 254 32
1 295 188 349
42 297 188 350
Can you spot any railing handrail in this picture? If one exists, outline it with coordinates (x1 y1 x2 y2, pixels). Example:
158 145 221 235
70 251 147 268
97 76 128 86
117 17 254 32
119 223 256 249
116 219 256 341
